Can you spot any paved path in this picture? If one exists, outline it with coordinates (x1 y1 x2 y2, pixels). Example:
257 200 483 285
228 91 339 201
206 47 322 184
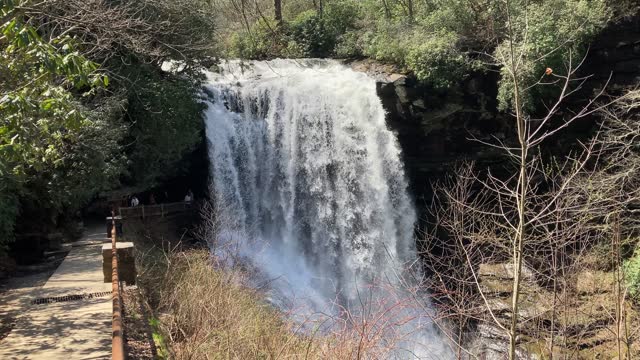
0 224 112 360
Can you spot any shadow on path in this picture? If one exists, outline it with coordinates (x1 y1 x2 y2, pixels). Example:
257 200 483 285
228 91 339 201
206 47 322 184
0 223 112 359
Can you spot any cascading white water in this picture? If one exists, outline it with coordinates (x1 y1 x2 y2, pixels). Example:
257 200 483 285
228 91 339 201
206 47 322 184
203 59 451 359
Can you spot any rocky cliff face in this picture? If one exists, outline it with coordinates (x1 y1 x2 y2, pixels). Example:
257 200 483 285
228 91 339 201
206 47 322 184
376 69 511 205
584 16 640 90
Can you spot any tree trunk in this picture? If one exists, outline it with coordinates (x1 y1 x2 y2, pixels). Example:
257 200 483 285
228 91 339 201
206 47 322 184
274 0 282 25
507 2 526 356
381 0 391 19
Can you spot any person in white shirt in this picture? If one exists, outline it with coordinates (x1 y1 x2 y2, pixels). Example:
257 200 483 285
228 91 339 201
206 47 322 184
130 196 140 207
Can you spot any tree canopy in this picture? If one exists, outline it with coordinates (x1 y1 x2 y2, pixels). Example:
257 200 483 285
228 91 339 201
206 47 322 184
0 0 217 253
217 0 612 91
1 1 109 250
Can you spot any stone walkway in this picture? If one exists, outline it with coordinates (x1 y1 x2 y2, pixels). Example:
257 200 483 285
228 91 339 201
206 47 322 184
0 224 112 360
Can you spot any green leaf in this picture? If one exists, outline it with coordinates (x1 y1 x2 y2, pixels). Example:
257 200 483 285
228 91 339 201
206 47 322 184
41 99 55 111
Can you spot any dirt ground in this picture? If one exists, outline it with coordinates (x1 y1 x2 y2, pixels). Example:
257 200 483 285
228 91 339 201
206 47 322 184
122 286 155 359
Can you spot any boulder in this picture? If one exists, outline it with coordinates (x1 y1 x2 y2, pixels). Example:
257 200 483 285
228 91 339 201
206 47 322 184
478 263 535 281
46 232 63 251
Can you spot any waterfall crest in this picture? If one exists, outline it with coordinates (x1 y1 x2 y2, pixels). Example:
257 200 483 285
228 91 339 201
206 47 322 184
203 59 450 358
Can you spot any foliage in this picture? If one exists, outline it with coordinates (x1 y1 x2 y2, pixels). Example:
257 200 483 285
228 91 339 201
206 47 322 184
19 0 220 188
227 19 283 59
220 0 612 93
0 2 110 251
334 29 363 58
149 317 170 359
123 65 205 188
0 10 106 174
288 4 359 58
405 32 466 88
494 0 610 111
624 246 640 301
228 2 359 59
17 97 127 218
23 0 218 65
1 0 214 255
289 10 334 57
360 23 408 65
606 0 640 21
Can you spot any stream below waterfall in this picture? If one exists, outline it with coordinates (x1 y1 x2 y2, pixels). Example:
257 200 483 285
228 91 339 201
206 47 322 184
203 59 452 359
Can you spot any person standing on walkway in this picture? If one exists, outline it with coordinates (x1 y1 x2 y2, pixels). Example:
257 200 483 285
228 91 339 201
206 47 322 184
184 189 193 203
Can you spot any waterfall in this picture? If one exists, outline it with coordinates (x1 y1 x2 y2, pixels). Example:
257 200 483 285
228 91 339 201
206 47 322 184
203 59 451 359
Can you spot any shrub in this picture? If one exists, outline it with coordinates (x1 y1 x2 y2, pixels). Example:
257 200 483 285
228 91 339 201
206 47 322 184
124 65 205 188
624 246 640 301
361 23 409 65
360 24 468 88
0 188 19 255
405 31 467 88
334 29 363 58
136 247 318 359
228 19 284 59
288 2 358 58
323 1 359 36
1 4 117 249
289 10 334 57
494 0 610 111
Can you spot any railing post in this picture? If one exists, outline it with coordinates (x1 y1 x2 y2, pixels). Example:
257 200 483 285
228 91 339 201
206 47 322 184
111 211 125 360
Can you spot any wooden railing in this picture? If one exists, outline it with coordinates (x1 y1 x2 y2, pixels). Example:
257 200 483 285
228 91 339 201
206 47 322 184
111 213 125 360
118 201 193 219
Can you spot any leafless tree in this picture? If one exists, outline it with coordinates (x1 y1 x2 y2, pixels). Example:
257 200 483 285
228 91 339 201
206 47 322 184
16 0 217 66
422 58 640 360
590 89 640 358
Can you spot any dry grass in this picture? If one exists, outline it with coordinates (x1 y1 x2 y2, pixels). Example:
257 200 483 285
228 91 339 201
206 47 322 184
134 243 442 360
137 247 321 359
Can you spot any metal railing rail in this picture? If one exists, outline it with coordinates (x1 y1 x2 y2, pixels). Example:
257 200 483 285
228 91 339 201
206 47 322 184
118 201 193 219
111 212 125 360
